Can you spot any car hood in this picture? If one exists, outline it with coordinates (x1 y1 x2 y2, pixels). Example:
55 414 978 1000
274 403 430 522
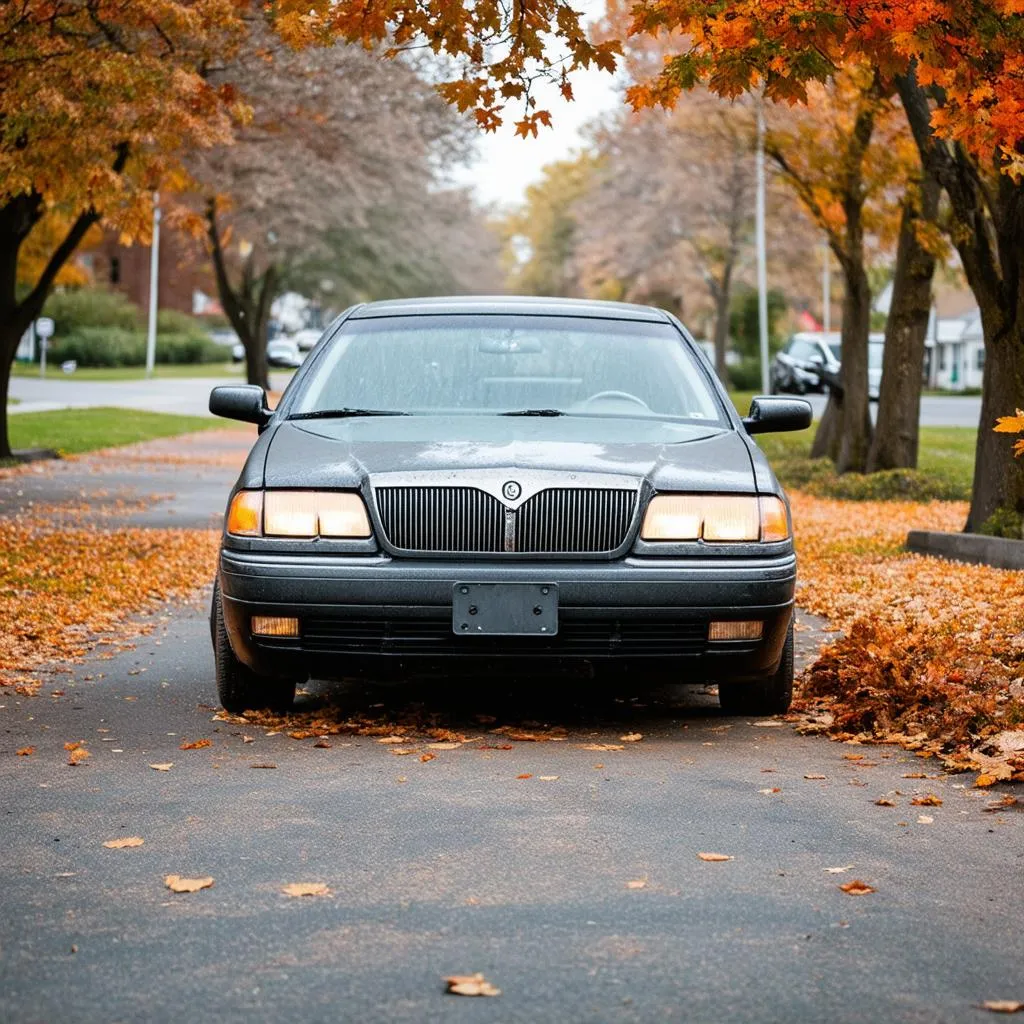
263 416 757 493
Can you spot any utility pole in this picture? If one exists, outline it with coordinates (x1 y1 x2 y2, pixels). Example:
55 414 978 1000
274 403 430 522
755 96 770 394
822 240 831 333
145 192 161 378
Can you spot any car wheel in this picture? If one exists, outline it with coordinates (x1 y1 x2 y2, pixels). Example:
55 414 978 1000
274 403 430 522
211 579 296 714
717 619 794 716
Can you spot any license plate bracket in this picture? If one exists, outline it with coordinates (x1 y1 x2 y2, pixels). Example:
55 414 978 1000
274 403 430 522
452 583 559 636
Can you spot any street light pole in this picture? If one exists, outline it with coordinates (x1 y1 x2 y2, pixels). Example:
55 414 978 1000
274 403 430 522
822 239 831 333
145 191 161 378
755 97 770 394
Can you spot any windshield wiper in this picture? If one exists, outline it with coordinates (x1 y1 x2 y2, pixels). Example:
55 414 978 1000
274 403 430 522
500 408 566 417
289 408 409 420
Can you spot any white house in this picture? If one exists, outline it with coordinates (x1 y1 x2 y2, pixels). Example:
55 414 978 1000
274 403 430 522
931 307 985 392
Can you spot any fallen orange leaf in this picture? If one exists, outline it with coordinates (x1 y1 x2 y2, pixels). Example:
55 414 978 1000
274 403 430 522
982 1000 1024 1013
104 837 144 849
16 746 34 756
911 794 942 806
839 880 875 895
149 762 173 771
516 773 533 779
164 874 214 893
179 739 212 750
443 973 501 997
697 852 733 862
282 882 330 897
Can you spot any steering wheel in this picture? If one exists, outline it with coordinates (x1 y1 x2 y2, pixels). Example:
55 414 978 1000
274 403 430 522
580 390 651 411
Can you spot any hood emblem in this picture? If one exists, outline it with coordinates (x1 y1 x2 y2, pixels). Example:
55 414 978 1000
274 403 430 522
501 480 522 501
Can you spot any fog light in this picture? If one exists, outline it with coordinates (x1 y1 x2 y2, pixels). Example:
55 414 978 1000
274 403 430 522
709 620 763 641
251 616 299 638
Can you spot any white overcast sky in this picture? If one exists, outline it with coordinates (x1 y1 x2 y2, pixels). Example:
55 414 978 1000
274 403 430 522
450 0 624 210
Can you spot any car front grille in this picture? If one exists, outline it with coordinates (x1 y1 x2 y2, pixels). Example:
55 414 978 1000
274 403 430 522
374 486 638 554
281 616 711 658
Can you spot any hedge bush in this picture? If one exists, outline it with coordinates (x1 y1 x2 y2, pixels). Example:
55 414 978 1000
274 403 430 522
49 327 226 367
43 288 140 335
727 358 765 392
770 455 971 502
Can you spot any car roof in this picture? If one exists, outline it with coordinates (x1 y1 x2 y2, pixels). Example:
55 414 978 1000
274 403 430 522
348 295 672 323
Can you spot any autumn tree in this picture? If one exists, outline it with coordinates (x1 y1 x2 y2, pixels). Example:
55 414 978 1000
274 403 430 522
866 168 942 472
612 0 1024 527
762 69 910 472
574 96 756 379
0 2 252 457
193 36 498 389
502 154 599 297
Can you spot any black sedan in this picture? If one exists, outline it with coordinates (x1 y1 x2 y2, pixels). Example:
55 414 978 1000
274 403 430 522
209 296 811 716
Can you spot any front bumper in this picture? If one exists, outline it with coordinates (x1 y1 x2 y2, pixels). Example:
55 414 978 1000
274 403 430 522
218 549 796 682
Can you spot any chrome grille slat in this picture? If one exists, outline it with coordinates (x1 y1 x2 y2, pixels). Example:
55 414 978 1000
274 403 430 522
376 486 504 552
375 485 637 554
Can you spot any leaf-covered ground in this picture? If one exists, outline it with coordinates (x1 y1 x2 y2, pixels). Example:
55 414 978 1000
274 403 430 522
790 494 1024 780
2 465 1021 780
0 518 219 692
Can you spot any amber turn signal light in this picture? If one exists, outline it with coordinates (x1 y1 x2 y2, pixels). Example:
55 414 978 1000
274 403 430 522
708 620 764 641
251 616 300 637
227 490 263 536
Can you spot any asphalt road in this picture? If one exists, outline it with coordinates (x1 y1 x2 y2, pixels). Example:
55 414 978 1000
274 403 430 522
9 374 983 427
1 432 1020 1023
801 392 982 428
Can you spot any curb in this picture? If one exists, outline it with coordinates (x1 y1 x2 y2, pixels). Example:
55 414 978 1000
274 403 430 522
906 529 1024 570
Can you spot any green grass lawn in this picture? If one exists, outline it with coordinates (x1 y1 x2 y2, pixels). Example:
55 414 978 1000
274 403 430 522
727 391 977 500
11 361 244 382
7 407 220 456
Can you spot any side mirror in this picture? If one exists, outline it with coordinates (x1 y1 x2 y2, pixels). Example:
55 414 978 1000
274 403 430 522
209 385 271 426
742 396 812 435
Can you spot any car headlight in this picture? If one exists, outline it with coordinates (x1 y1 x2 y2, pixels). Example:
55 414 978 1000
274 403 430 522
640 494 789 542
227 490 371 538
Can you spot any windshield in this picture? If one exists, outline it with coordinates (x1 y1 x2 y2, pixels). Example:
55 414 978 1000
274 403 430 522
292 314 726 424
828 344 842 361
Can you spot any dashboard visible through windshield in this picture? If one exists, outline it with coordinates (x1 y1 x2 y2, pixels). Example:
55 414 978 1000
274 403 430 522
292 314 727 426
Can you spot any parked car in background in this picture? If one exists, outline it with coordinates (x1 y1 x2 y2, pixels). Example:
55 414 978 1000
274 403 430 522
290 328 322 353
867 337 884 400
208 295 812 718
267 337 303 369
770 332 840 395
771 331 884 400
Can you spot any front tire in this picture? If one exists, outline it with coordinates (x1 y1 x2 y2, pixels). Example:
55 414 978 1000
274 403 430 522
211 579 296 714
717 619 794 716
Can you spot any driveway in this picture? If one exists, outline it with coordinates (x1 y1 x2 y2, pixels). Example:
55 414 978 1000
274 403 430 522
0 430 1020 1023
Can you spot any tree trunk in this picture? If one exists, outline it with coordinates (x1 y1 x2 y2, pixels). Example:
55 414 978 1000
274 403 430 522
867 174 940 472
896 70 1024 531
832 260 873 473
966 305 1024 532
711 262 733 382
207 201 271 392
810 394 842 462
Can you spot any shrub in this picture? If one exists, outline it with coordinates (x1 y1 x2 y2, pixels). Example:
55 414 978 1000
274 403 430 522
156 308 213 345
49 327 226 367
727 358 764 392
978 507 1023 540
43 288 141 335
767 455 970 503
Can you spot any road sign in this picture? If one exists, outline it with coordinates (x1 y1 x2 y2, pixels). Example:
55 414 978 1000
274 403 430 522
36 317 55 340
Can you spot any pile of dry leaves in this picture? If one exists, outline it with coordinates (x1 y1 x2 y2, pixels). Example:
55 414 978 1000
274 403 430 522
0 516 218 692
790 494 1024 780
